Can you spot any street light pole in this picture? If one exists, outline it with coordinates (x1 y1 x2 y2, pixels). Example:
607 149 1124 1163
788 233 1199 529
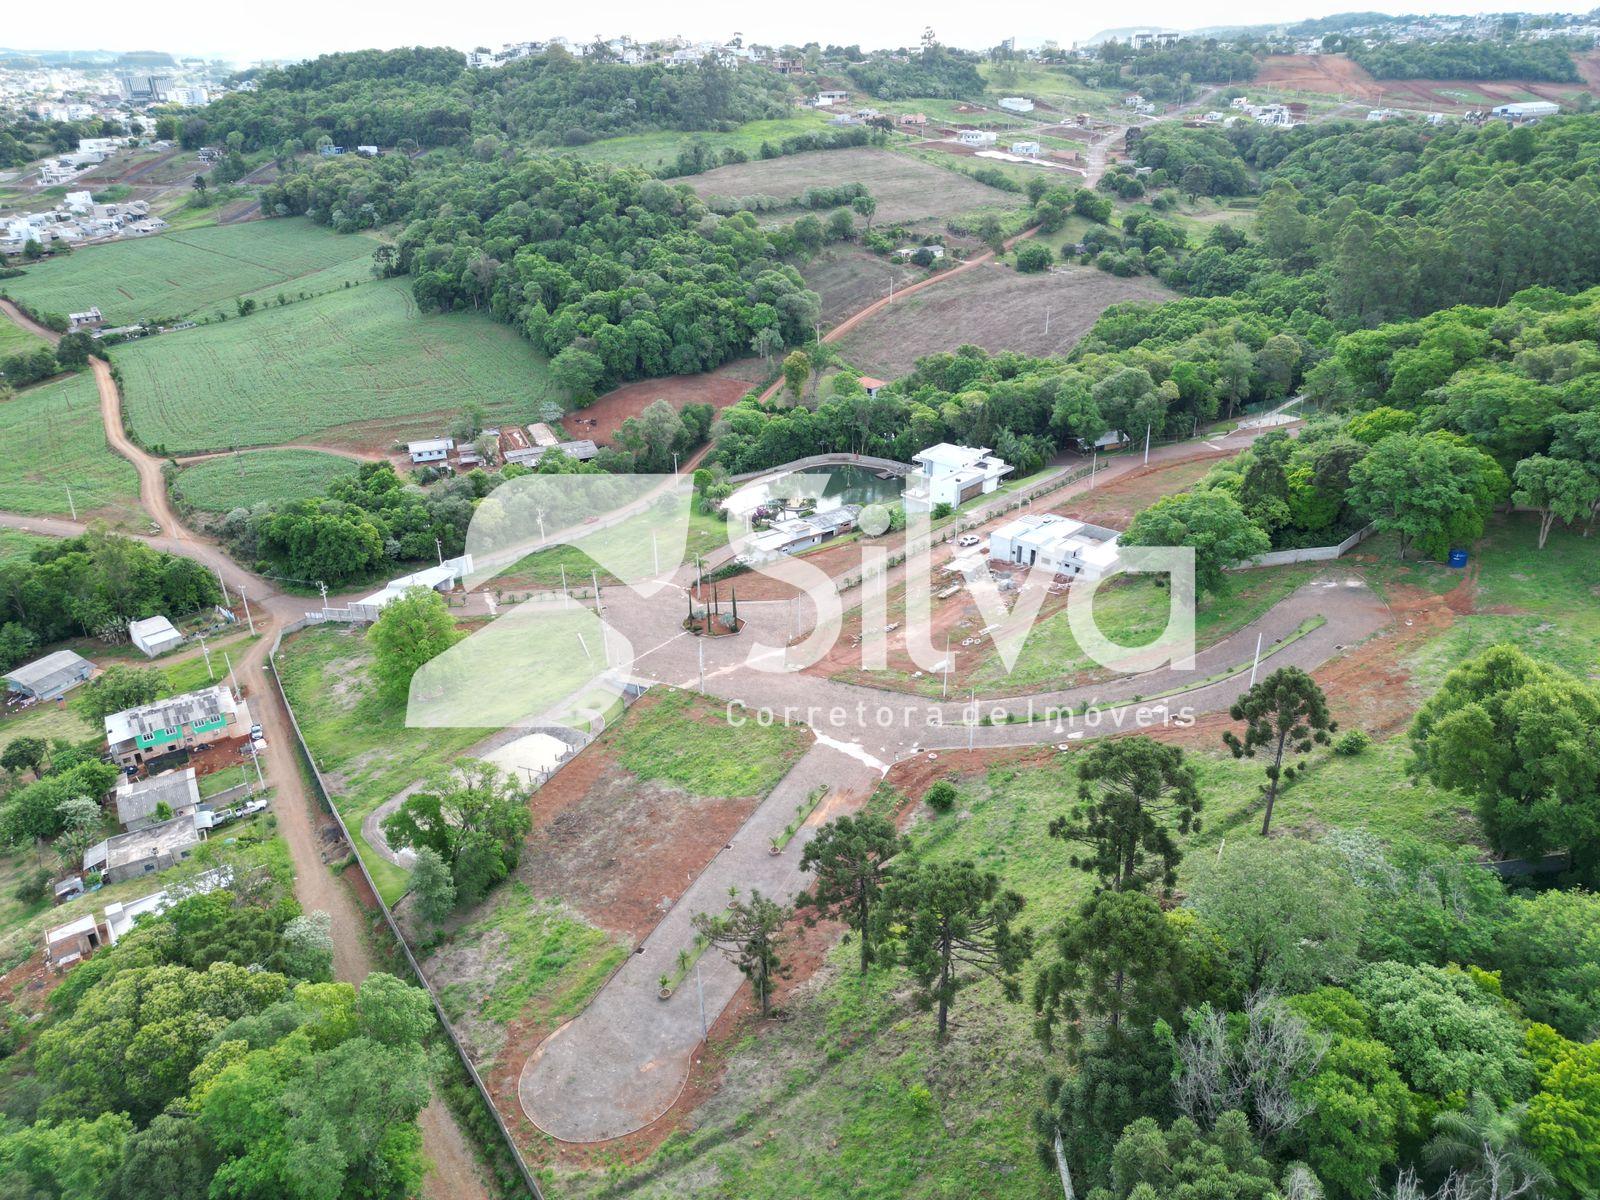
239 587 256 636
65 484 77 521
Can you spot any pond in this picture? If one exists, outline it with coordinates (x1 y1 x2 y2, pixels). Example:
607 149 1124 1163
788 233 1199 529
725 464 905 519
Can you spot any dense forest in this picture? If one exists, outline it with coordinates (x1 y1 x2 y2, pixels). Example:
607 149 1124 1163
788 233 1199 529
192 45 796 153
844 46 986 99
0 115 124 169
260 153 821 396
1350 36 1583 81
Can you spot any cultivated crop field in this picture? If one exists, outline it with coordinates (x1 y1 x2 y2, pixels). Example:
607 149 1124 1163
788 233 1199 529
568 113 835 170
0 371 139 519
800 245 926 326
116 278 562 453
685 146 1028 225
831 259 1173 377
171 448 361 511
0 312 47 356
0 219 378 325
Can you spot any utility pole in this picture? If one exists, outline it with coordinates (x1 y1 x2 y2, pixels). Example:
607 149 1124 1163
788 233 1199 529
317 581 328 616
672 451 680 475
888 274 895 304
1044 306 1051 338
435 537 443 566
560 565 569 607
197 633 214 681
1143 423 1151 465
1249 631 1263 687
65 484 77 521
225 650 239 696
591 569 601 612
215 566 228 605
248 739 265 789
239 586 255 636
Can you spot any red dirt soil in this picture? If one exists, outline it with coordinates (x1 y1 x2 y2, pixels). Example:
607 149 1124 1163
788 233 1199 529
1258 53 1596 108
577 359 768 448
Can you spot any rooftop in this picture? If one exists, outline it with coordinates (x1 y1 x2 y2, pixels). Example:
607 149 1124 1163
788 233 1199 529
128 614 180 643
115 768 200 827
912 443 995 471
4 648 92 692
104 684 239 747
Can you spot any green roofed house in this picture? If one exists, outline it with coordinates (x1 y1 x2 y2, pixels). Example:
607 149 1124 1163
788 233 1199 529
103 684 250 769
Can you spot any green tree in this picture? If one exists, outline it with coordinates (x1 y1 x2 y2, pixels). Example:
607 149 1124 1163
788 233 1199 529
1052 736 1202 894
381 760 531 905
408 845 457 924
886 860 1032 1043
1121 489 1270 596
73 664 162 725
1 735 49 778
1034 889 1185 1047
692 889 792 1017
1015 241 1054 273
549 344 606 402
1427 1093 1549 1200
1346 431 1507 560
782 349 811 401
1190 838 1364 995
797 813 905 974
0 1112 132 1200
110 1114 213 1200
852 192 877 230
1522 1025 1600 1197
1409 644 1600 881
1221 666 1336 836
1088 1111 1295 1200
366 587 461 705
1511 454 1600 548
1491 890 1600 1040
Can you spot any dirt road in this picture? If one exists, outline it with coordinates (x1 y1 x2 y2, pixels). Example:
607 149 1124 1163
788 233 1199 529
82 357 492 1200
0 299 60 345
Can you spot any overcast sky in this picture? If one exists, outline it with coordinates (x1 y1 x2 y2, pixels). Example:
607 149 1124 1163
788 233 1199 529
9 0 1591 63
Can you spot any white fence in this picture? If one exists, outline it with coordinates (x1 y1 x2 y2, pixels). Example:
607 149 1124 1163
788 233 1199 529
1236 523 1377 570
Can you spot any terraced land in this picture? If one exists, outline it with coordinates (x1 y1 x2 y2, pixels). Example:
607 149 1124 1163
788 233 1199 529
0 219 378 325
116 277 561 453
171 448 361 511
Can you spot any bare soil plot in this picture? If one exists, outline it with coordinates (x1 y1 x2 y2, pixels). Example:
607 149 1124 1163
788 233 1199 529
799 246 926 326
831 261 1173 378
683 146 1025 225
579 358 766 447
1257 54 1595 108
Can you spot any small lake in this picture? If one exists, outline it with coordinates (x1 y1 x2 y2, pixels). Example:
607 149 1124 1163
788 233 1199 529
726 465 905 518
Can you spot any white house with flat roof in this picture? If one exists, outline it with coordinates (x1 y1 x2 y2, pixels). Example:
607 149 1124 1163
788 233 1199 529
989 513 1122 581
407 438 454 463
998 96 1035 113
906 443 1012 510
957 129 998 147
128 615 182 657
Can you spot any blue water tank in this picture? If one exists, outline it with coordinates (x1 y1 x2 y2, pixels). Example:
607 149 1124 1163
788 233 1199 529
1447 549 1469 569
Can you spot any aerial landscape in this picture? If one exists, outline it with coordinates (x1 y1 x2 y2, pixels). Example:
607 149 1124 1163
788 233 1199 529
0 4 1599 1198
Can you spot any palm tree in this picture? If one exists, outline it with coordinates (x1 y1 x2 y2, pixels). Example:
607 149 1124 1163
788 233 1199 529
1424 1098 1546 1200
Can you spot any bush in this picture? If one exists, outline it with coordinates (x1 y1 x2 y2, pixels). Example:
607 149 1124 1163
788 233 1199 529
13 868 51 905
1334 729 1371 756
931 501 954 520
924 780 958 813
1014 242 1053 273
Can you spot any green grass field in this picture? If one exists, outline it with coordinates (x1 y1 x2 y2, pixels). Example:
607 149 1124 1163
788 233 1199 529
276 623 491 903
0 372 139 519
567 113 837 171
0 312 47 357
116 278 561 453
172 448 360 512
0 219 378 326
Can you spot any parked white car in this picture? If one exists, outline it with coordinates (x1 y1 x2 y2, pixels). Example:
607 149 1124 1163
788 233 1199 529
957 535 981 548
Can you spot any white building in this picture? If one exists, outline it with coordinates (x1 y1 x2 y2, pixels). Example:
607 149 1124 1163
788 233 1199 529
128 615 183 657
1010 140 1043 157
1492 101 1559 121
989 514 1121 580
998 96 1035 113
906 443 1012 510
354 556 474 613
957 129 998 147
407 437 454 463
746 506 860 561
4 649 93 701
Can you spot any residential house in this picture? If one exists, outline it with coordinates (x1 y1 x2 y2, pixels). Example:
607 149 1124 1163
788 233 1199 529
84 812 203 884
128 614 183 657
4 649 93 701
406 437 454 464
998 96 1035 113
103 684 249 768
747 505 861 560
906 443 1012 510
813 89 850 106
114 768 201 832
1073 429 1131 453
899 112 928 128
68 307 102 329
44 913 104 970
103 865 233 944
858 376 888 399
355 145 380 157
1010 140 1043 157
989 513 1122 580
957 129 998 147
894 244 945 262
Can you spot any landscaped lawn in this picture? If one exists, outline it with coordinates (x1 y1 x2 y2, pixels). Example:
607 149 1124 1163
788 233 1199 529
612 687 809 799
172 449 360 512
0 372 140 520
0 219 379 325
115 277 562 453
